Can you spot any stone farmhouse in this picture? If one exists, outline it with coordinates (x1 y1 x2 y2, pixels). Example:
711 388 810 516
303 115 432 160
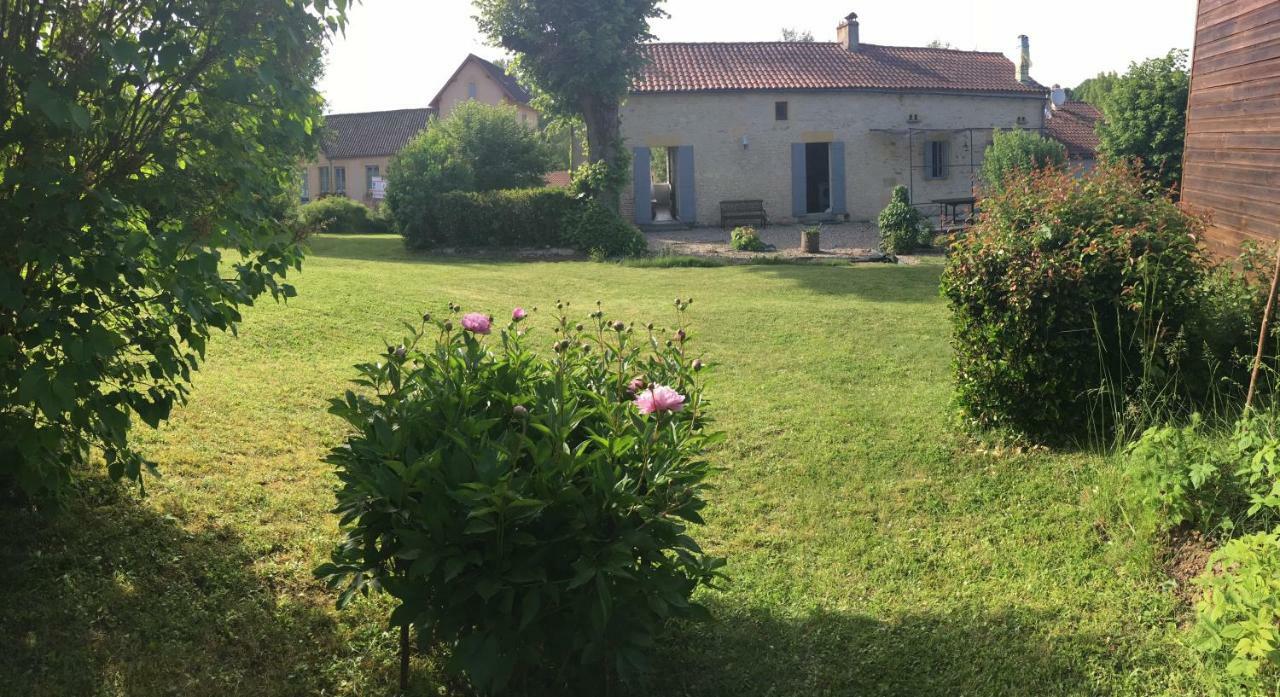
621 13 1055 227
300 54 537 206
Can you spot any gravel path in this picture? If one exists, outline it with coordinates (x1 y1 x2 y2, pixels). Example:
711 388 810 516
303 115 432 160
646 222 883 259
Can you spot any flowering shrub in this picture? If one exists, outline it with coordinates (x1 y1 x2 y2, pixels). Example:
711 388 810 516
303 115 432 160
730 226 769 252
316 300 725 693
940 161 1247 442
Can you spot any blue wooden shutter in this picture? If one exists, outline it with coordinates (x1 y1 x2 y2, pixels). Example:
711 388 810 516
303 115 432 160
791 143 806 217
830 141 846 215
676 145 696 224
632 147 651 225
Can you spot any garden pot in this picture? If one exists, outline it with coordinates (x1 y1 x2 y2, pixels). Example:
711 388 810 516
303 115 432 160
800 228 820 254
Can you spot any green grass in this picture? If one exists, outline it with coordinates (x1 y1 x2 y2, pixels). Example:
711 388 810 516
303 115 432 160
1 234 1210 695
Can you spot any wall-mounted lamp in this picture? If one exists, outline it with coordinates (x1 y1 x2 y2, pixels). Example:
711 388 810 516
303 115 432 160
741 135 749 149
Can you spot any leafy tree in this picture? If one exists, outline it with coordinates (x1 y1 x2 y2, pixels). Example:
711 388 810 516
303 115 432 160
386 101 556 241
1073 71 1120 106
474 0 667 208
926 39 955 49
781 27 815 42
0 0 347 503
980 128 1067 193
1097 50 1190 191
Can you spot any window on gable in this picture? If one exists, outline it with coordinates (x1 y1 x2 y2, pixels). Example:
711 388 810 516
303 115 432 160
926 140 948 179
775 101 789 121
467 81 477 99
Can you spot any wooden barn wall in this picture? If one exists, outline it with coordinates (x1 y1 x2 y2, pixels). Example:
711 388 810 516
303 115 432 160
1182 0 1280 256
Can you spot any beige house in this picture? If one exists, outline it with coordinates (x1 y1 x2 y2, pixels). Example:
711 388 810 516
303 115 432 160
429 54 539 127
302 55 540 208
301 108 433 207
620 13 1050 226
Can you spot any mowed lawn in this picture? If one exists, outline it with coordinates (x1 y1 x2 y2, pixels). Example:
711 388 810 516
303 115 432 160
2 235 1210 696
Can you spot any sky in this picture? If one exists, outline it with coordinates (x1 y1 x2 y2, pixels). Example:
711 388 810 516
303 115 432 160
319 0 1198 115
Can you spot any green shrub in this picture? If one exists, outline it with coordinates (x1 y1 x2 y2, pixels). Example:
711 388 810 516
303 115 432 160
401 187 644 257
876 186 929 254
730 226 769 252
564 199 649 258
570 155 632 201
317 303 725 693
980 128 1067 193
0 0 346 502
941 161 1237 442
386 101 555 238
1191 529 1280 689
299 196 389 234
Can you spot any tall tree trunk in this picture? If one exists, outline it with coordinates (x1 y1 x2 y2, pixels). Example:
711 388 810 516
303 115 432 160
580 96 623 212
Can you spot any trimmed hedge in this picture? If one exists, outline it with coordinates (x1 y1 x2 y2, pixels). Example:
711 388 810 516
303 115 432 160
300 196 390 234
401 187 646 257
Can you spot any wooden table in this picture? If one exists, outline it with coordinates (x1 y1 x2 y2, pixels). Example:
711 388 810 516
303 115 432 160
932 196 977 230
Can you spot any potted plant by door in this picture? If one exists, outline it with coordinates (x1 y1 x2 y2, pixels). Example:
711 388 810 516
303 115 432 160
800 225 821 254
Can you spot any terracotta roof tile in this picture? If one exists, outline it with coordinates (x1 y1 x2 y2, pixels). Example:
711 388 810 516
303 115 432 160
1045 101 1101 159
320 108 433 159
543 170 572 188
633 42 1046 96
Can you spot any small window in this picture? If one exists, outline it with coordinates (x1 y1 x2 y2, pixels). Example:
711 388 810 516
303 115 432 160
365 165 379 194
907 113 921 123
318 166 330 194
334 166 346 195
775 101 788 121
467 81 477 99
299 170 310 202
926 140 948 179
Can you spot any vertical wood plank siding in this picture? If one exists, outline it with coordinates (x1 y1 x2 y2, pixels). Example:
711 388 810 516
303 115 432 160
1183 0 1280 256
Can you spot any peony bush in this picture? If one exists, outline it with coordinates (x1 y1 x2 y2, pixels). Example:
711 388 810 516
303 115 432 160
316 299 725 694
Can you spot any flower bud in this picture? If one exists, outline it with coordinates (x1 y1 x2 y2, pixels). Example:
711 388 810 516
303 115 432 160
422 313 431 322
394 345 407 360
612 321 625 332
676 329 687 342
513 405 528 418
693 359 703 371
443 321 453 331
575 323 584 331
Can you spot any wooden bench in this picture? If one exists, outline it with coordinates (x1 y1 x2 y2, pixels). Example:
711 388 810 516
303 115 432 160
720 199 767 229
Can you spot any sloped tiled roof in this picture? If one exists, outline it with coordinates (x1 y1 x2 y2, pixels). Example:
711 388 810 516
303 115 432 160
633 42 1046 96
1045 101 1101 159
429 54 533 109
320 108 433 159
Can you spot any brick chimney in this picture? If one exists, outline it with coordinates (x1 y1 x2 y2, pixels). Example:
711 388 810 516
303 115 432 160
1016 35 1031 83
837 12 860 52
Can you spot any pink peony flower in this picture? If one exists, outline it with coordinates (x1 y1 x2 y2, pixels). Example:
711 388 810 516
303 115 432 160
461 312 492 335
634 385 685 415
627 377 647 394
512 307 527 321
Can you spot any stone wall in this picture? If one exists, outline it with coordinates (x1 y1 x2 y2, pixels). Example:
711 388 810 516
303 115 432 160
620 90 1046 225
